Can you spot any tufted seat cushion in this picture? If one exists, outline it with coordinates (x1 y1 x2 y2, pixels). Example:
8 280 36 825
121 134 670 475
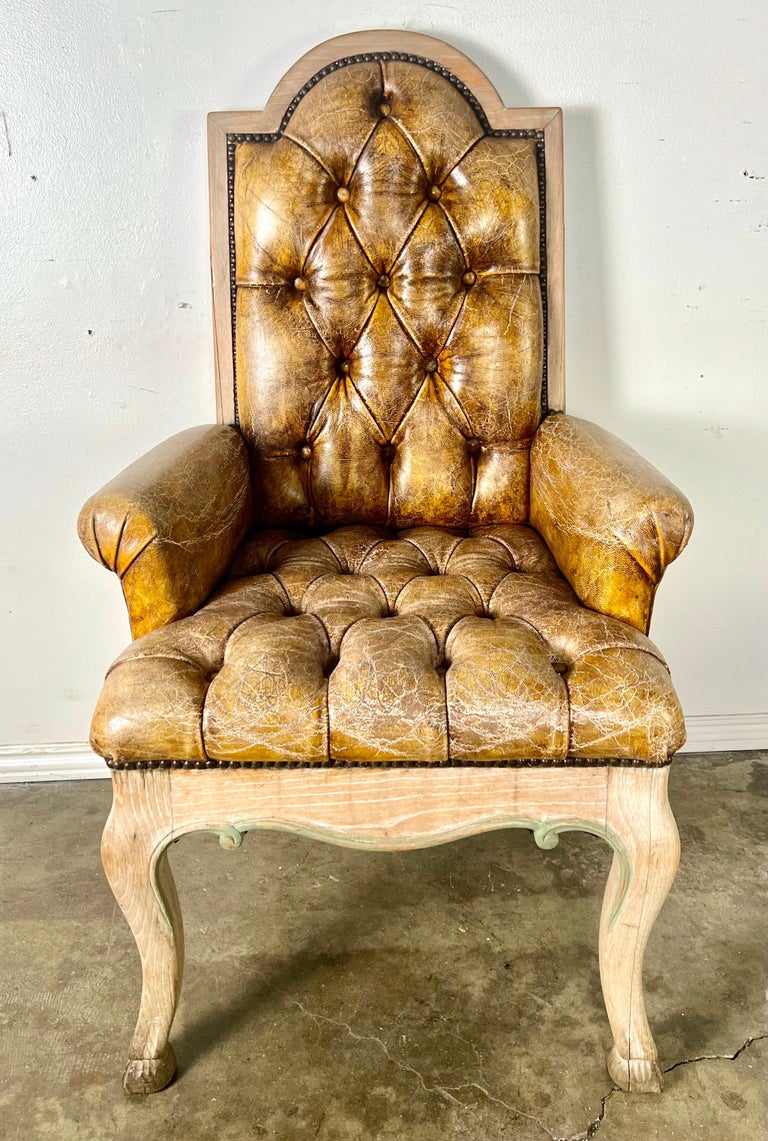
91 524 685 767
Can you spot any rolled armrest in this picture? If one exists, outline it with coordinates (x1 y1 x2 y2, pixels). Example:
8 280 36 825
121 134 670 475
78 425 253 638
530 414 693 633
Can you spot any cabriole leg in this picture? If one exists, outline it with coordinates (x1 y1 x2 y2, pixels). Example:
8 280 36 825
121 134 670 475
101 770 183 1094
599 765 679 1093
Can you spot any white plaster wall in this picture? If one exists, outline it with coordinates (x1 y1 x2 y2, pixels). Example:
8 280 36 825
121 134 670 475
1 0 766 748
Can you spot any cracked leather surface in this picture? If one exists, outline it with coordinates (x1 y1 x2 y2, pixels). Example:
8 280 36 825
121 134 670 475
234 59 542 530
81 57 693 771
530 414 694 633
90 524 686 765
77 426 253 638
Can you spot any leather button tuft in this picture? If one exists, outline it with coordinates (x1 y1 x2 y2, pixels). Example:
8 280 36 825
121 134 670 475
462 270 477 287
300 444 312 460
378 101 392 117
377 274 391 290
381 442 396 462
428 184 442 201
425 358 439 373
336 186 350 203
337 358 351 376
467 437 481 453
293 276 307 292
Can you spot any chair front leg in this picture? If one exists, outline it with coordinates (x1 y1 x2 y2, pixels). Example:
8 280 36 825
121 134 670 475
101 770 183 1094
599 765 679 1093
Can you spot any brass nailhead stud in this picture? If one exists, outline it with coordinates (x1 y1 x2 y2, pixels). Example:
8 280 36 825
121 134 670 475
336 186 350 203
467 437 480 453
377 274 391 289
462 270 477 287
425 357 439 373
293 276 307 292
300 444 312 459
338 358 351 375
428 184 442 201
378 101 392 117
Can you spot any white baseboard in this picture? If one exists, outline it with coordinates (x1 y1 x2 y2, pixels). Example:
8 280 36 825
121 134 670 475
0 715 766 783
678 712 768 754
0 743 108 783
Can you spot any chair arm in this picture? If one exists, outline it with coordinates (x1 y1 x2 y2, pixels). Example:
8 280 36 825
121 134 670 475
529 414 693 633
78 425 253 638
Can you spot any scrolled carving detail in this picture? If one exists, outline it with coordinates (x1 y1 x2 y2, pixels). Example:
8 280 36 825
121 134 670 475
214 825 245 851
533 821 561 850
532 817 632 925
154 811 632 929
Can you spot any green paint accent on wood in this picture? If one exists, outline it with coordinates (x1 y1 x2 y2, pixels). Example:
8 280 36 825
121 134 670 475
151 814 633 929
214 824 244 851
148 847 175 937
533 818 632 925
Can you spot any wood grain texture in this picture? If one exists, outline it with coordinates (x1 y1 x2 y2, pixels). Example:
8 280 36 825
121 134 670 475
207 30 565 425
104 762 677 1094
543 110 565 411
207 116 235 424
167 764 606 848
600 765 679 1092
101 770 183 1093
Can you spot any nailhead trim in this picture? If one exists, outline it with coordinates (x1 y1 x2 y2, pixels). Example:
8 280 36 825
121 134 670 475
105 756 669 771
536 139 548 414
226 52 550 425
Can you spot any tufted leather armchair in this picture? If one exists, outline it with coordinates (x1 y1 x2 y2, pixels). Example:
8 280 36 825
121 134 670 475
79 32 693 1096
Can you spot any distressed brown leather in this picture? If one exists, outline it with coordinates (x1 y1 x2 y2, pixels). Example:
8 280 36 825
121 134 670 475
530 414 693 633
91 524 685 765
82 51 693 770
234 60 542 529
78 426 253 638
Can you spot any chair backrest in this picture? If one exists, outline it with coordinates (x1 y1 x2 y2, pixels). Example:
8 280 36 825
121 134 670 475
208 32 564 531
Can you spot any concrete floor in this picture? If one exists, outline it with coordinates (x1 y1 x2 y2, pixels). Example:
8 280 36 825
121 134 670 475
0 751 765 1141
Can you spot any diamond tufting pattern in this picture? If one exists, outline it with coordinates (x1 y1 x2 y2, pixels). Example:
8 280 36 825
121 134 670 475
91 525 686 767
74 40 699 1101
80 52 693 775
234 59 543 529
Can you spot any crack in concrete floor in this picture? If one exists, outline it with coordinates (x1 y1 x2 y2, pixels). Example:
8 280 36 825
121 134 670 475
662 1033 767 1073
290 998 766 1141
290 997 556 1137
569 1035 768 1141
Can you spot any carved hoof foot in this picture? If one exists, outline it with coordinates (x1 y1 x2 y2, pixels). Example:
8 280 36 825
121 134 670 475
123 1045 177 1094
607 1045 663 1093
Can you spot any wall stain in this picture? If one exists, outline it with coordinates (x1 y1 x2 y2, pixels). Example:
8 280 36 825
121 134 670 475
1 109 10 157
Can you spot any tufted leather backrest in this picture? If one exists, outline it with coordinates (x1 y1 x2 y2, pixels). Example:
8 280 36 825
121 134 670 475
233 56 545 529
